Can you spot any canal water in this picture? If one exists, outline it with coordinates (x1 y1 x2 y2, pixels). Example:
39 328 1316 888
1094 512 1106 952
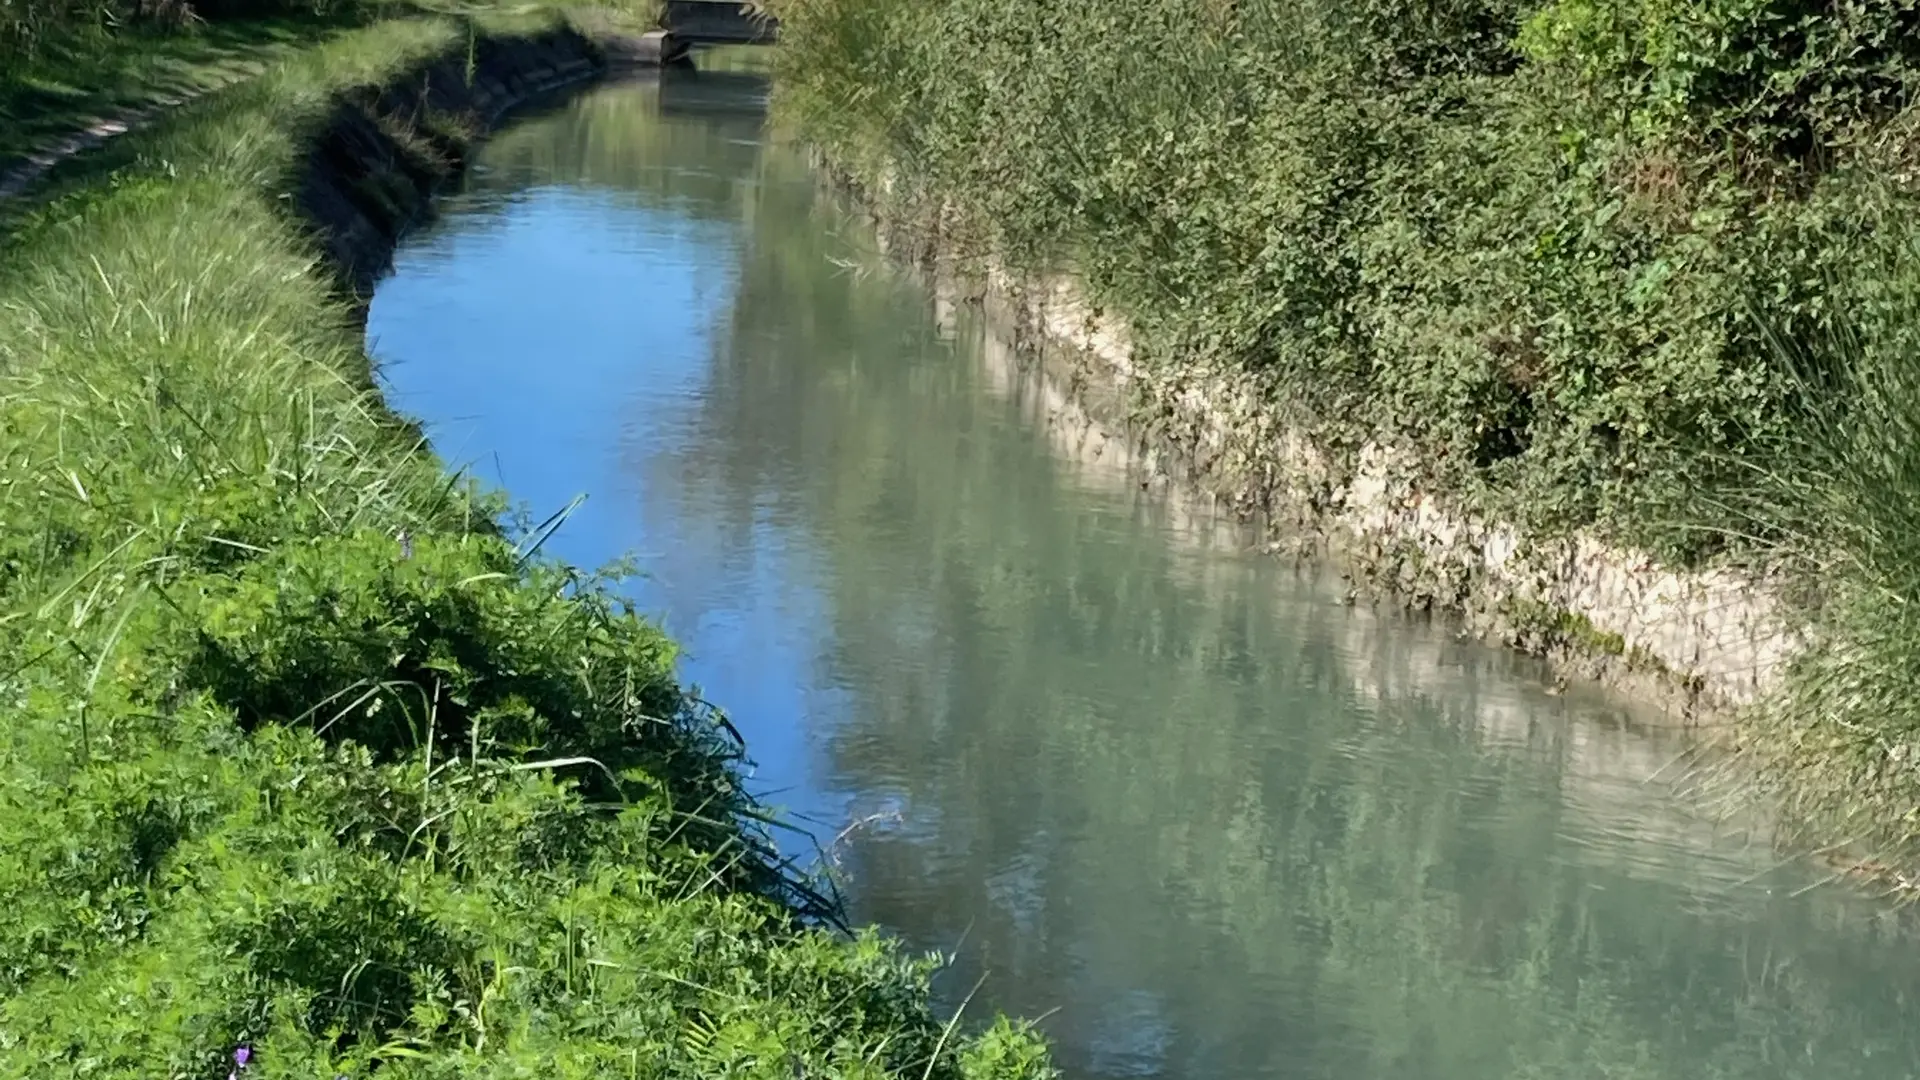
366 62 1920 1080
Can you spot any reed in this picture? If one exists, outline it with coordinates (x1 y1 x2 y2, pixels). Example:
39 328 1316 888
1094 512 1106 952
1720 259 1920 870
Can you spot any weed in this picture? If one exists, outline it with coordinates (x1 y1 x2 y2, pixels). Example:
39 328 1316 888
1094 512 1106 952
1728 277 1920 866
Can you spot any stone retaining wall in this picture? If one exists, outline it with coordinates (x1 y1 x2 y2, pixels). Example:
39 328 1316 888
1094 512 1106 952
840 164 1801 724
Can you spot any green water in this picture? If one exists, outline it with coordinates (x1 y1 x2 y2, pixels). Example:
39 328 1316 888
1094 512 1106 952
366 65 1920 1080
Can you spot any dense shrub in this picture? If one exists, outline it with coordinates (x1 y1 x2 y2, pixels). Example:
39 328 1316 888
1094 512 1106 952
771 0 1920 564
1520 0 1920 154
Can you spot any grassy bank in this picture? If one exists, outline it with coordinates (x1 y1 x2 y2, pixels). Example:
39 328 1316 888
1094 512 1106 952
0 0 377 162
0 18 1052 1076
0 17 355 163
768 0 1920 864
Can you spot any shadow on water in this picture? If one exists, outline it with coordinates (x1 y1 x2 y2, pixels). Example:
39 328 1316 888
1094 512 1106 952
367 59 1920 1080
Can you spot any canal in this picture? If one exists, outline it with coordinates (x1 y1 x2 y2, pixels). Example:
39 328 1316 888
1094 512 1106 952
366 60 1920 1080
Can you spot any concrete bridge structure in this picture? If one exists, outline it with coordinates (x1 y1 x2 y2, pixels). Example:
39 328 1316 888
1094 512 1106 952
661 0 779 45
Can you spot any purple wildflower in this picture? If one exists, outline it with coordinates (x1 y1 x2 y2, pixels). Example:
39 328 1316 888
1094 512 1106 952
228 1046 252 1080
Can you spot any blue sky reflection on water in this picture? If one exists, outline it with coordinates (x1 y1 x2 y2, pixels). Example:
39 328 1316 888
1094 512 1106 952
370 181 850 840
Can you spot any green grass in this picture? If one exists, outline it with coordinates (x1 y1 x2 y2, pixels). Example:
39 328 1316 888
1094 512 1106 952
1713 300 1920 872
0 16 1053 1077
0 15 359 162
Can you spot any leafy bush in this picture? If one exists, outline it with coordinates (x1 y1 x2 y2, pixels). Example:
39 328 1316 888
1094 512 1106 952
770 0 1920 565
1520 0 1920 154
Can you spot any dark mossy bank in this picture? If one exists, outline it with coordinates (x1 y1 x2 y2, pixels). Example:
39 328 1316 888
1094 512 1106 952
297 29 605 293
296 25 700 296
0 16 1052 1077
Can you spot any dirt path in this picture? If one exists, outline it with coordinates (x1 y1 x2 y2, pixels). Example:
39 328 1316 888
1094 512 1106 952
0 59 268 202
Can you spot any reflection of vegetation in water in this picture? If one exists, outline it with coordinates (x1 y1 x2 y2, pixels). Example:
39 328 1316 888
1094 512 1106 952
683 147 1920 1076
472 71 773 222
530 75 1920 1079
